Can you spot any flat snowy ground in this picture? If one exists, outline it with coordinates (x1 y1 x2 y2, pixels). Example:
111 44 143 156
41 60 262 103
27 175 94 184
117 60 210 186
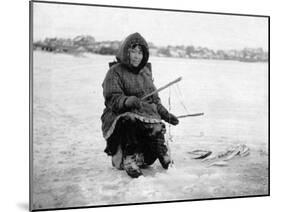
32 51 268 210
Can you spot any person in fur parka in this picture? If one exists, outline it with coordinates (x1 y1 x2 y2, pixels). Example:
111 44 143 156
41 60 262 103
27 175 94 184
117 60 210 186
101 32 179 178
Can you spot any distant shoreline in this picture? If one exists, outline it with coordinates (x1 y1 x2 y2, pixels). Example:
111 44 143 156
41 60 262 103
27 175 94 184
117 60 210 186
33 49 268 63
33 35 268 63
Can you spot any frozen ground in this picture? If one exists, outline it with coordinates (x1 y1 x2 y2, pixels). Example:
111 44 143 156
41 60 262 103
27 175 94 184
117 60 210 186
32 51 268 210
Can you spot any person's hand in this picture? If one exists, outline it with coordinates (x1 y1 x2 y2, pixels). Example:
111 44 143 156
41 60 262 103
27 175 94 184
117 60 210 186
166 113 179 125
125 96 141 109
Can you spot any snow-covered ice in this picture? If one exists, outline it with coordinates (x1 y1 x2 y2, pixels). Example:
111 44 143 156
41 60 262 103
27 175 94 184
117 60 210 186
32 51 268 210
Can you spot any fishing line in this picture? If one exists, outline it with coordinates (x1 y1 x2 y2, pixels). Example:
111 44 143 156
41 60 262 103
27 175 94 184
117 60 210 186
168 86 173 142
167 86 174 165
175 83 190 114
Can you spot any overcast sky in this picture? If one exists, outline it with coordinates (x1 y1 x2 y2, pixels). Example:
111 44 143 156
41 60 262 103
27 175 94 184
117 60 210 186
33 2 268 51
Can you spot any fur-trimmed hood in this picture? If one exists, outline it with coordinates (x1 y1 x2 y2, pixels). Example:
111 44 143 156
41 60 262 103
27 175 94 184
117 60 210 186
116 32 149 73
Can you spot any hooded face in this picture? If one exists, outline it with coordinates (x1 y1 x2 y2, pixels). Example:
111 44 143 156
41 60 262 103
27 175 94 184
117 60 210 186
116 32 149 73
128 45 143 67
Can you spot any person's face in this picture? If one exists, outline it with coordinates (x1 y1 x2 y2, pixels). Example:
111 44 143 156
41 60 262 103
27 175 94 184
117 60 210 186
129 45 143 67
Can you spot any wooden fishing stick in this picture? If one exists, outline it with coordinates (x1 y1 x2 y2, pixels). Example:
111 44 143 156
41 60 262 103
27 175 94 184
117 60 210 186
141 77 204 118
141 77 182 100
177 113 204 119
